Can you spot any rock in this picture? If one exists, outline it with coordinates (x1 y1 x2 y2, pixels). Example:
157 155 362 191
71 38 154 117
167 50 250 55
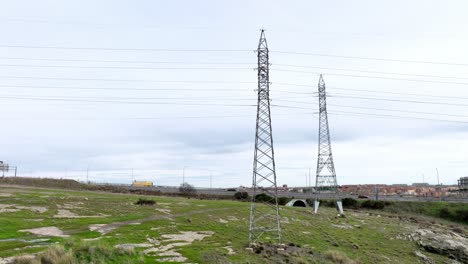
412 229 468 263
245 247 254 253
444 260 462 264
414 250 434 264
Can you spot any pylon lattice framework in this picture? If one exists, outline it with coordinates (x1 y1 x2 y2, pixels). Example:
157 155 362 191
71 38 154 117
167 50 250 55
249 30 282 243
314 75 344 214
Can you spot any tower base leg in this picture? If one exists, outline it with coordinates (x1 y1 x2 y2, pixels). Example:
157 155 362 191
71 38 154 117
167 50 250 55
336 201 344 214
313 200 320 214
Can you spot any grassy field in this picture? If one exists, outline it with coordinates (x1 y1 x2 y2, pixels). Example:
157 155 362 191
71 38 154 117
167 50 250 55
0 185 466 263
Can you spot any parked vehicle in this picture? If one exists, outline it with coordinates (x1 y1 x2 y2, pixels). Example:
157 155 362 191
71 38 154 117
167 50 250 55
132 181 153 187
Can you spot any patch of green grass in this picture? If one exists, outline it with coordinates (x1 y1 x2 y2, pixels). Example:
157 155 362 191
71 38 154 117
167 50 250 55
0 185 464 263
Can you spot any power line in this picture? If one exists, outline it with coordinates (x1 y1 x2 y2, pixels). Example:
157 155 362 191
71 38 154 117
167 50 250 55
272 99 468 119
0 75 256 83
272 50 468 67
0 95 257 106
0 56 254 65
0 112 317 121
329 104 468 119
0 84 244 91
0 64 253 70
0 94 257 101
0 95 309 107
330 110 468 125
0 84 310 95
274 64 468 80
0 44 251 52
1 44 467 67
330 93 468 107
271 69 468 86
328 86 468 101
0 56 464 82
0 18 228 30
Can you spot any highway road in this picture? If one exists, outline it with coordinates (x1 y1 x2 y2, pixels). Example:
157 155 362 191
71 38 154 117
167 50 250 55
97 183 468 203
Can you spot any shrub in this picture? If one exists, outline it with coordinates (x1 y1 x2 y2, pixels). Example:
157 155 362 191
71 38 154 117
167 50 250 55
439 207 452 218
277 197 292 206
13 256 39 264
255 193 273 203
320 199 336 208
39 246 75 264
234 191 249 201
324 250 359 264
361 200 385 210
201 251 231 264
341 198 358 208
179 182 196 195
454 209 468 222
135 198 156 206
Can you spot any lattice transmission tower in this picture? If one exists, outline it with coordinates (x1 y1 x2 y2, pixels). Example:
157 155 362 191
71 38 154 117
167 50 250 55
249 30 282 244
314 75 344 214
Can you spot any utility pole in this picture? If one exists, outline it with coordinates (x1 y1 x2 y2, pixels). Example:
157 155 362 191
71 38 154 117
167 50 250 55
182 166 187 185
249 29 282 244
210 171 213 189
436 168 441 201
314 75 343 214
86 167 89 184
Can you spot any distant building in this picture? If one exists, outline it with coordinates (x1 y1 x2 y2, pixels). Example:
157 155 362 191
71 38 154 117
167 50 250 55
412 183 430 187
458 177 468 193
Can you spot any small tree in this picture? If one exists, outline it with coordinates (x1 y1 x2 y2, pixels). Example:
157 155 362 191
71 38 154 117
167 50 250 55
234 191 249 201
179 182 196 195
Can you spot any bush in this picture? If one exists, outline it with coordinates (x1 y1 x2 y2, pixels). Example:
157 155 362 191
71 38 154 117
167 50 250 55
179 182 196 195
277 197 292 206
342 198 358 208
40 246 75 264
255 193 273 203
323 250 359 264
234 191 249 201
439 208 452 218
454 209 468 222
135 198 156 206
320 199 336 208
361 200 385 210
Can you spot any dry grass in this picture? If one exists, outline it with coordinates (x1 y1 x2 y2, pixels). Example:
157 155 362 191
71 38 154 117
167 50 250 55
39 246 75 264
12 246 75 264
324 250 360 264
12 256 39 264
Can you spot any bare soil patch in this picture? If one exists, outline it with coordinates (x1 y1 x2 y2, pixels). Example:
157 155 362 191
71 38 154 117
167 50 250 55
20 227 69 238
155 208 171 214
54 209 107 219
0 204 47 213
144 231 215 262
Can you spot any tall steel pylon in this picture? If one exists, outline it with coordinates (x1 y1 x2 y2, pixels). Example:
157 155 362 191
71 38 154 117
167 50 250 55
249 30 282 244
314 75 344 214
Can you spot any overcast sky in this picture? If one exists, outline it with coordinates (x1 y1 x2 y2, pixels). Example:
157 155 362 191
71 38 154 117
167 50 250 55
1 0 468 187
